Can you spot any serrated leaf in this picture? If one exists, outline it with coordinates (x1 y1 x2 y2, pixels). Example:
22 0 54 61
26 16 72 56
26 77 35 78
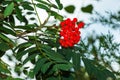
64 5 75 13
33 58 47 75
41 62 53 73
4 2 14 17
81 4 93 14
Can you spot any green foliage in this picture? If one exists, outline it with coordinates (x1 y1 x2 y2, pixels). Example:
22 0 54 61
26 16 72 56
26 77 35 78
0 0 119 80
55 0 63 10
64 5 75 13
4 2 14 17
83 58 116 80
81 4 93 14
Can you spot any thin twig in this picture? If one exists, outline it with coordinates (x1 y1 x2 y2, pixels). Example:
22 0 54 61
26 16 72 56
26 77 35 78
31 0 42 25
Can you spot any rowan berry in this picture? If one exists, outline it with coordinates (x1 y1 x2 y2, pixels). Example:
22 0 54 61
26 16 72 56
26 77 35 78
59 18 84 48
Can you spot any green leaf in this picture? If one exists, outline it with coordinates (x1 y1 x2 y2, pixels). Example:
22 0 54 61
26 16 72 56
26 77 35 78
22 2 34 10
0 26 16 36
0 33 15 48
81 4 93 14
0 33 10 42
0 42 10 51
33 58 47 75
55 0 63 10
36 0 51 7
15 0 23 2
53 63 73 71
72 53 80 71
4 2 14 17
0 61 10 73
6 77 23 80
58 48 72 61
14 42 33 52
0 50 5 57
64 5 75 13
14 24 36 31
41 45 65 61
15 6 24 22
36 3 50 11
41 62 53 73
23 54 37 64
16 47 36 60
28 70 34 78
50 11 63 21
82 58 116 80
47 77 59 80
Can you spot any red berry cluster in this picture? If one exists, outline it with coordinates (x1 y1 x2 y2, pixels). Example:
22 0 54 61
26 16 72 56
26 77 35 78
59 18 84 48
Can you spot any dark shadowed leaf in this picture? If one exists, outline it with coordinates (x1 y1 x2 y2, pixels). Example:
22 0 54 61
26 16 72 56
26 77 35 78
0 61 10 74
23 54 37 64
41 62 53 73
72 53 80 71
22 2 34 10
0 42 10 51
81 4 93 14
82 58 116 80
53 63 73 71
55 0 63 10
0 26 16 36
33 58 47 75
15 6 24 22
64 5 75 13
36 3 50 11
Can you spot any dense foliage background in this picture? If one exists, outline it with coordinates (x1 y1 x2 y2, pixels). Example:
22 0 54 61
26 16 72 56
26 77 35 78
0 0 120 80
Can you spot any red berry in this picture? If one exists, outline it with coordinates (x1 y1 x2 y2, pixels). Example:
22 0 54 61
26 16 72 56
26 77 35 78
78 22 84 28
59 18 84 48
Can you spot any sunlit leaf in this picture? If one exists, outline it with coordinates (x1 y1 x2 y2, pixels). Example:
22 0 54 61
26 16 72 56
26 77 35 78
50 11 63 21
4 2 14 17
